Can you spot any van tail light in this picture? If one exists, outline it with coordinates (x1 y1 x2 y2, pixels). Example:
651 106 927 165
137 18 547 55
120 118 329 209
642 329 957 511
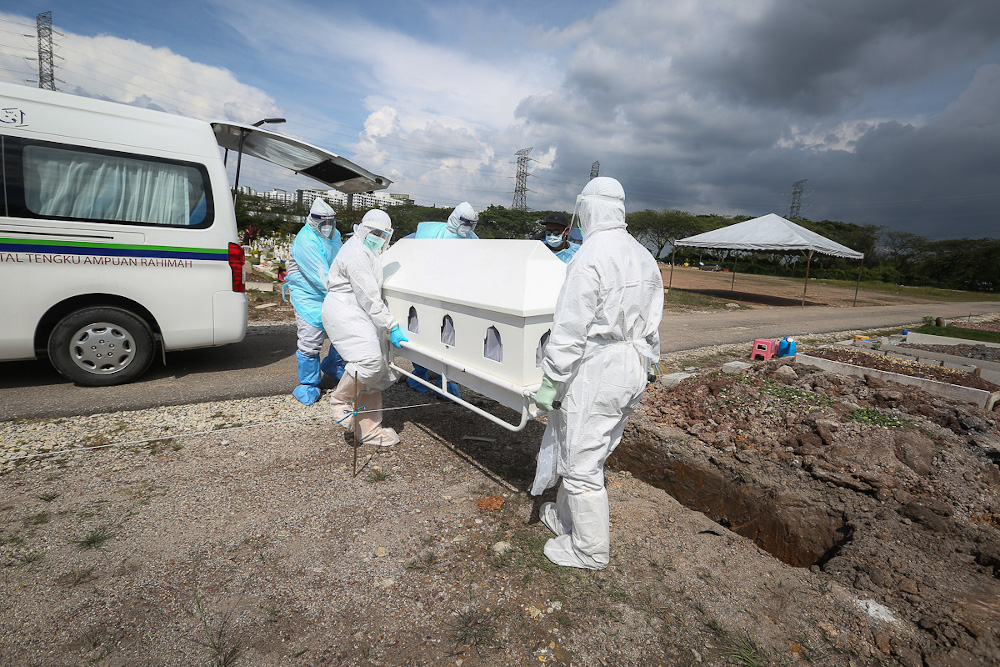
228 242 245 293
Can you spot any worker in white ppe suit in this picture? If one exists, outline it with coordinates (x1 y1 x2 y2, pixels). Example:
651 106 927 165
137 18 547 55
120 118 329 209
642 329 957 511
405 202 479 398
532 177 663 570
413 201 480 240
286 198 346 405
322 209 408 447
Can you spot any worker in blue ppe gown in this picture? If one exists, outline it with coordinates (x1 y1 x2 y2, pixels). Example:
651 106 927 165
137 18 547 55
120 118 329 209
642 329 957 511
540 211 580 263
531 177 663 570
286 198 346 405
322 209 407 447
405 202 479 398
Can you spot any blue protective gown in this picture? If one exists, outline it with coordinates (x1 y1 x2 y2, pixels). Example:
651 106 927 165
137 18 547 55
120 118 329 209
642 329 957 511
415 221 480 239
553 241 581 263
287 224 342 329
287 221 345 404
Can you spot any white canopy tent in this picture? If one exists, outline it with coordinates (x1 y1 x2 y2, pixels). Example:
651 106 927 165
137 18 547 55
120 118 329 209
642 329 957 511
670 213 865 305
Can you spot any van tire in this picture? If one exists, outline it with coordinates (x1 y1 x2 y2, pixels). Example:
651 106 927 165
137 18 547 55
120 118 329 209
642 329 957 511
48 307 155 386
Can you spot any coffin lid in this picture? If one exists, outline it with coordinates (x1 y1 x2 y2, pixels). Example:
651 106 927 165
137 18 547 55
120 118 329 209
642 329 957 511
381 239 566 318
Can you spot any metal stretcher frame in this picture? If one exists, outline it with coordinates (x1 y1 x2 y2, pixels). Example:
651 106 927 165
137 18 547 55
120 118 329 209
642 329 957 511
389 340 541 432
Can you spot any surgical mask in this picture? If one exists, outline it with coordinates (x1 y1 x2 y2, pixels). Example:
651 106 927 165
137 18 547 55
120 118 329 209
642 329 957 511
545 232 565 248
364 233 386 253
319 223 335 240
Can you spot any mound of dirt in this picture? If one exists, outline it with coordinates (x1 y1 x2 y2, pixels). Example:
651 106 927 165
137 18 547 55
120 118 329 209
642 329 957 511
612 358 1000 665
808 346 1000 391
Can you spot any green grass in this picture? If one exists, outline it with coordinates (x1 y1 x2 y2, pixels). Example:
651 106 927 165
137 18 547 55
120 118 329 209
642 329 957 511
914 324 1000 344
846 408 914 428
22 512 51 527
815 278 1000 302
664 288 743 312
74 527 114 550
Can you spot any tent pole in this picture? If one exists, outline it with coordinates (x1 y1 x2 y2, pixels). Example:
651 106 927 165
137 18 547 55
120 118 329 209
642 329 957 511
801 249 813 306
668 247 676 292
730 253 737 291
853 257 865 307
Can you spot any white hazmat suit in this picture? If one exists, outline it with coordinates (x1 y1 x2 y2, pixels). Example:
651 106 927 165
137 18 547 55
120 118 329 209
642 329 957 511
322 209 403 447
532 177 664 569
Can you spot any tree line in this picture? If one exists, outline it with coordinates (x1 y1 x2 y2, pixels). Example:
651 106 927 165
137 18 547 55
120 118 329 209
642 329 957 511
626 208 998 292
237 195 997 291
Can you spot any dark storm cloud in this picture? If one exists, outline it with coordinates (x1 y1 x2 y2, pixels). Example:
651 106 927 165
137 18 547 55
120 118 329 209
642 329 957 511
688 0 1000 114
515 0 1000 240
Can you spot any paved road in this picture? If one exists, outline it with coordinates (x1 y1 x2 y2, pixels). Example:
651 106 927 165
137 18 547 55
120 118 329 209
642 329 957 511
2 302 997 421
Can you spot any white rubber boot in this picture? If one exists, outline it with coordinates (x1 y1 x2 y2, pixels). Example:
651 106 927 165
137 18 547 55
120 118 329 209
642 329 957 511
539 485 572 536
542 488 610 570
329 374 356 430
357 390 399 447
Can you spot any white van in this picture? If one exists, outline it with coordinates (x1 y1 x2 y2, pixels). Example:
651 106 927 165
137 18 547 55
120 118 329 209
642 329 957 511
0 82 389 386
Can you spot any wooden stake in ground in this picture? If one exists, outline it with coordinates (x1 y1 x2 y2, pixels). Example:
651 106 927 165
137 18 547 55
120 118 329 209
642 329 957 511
801 249 813 306
352 370 359 478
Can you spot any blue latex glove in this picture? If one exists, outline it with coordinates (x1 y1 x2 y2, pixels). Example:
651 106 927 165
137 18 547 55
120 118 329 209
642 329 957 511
534 375 561 412
390 325 409 349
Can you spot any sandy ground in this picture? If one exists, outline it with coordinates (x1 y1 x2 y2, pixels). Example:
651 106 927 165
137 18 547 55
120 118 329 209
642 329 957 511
2 279 999 665
661 265 947 309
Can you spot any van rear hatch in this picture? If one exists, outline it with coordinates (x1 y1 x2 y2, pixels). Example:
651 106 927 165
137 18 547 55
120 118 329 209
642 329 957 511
211 122 391 194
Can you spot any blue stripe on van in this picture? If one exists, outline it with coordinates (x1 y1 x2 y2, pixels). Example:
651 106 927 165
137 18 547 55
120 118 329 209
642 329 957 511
0 239 228 261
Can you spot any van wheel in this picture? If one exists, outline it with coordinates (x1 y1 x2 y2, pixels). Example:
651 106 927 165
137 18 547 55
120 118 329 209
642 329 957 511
48 307 155 386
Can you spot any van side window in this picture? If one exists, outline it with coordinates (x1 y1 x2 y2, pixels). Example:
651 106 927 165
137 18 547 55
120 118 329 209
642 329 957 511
14 141 213 227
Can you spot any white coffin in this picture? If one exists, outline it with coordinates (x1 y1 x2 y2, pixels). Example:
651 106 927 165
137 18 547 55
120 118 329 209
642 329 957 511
381 239 566 428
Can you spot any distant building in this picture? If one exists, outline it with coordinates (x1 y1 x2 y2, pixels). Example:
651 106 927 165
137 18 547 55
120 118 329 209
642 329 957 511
296 188 411 210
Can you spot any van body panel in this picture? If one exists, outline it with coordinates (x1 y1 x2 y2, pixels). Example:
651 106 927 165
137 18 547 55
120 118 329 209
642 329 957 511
0 82 247 383
214 291 249 346
212 122 392 194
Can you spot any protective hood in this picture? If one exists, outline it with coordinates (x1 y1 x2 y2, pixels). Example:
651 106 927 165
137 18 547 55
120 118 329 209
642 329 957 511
307 197 336 238
576 177 626 240
446 202 478 236
355 209 393 255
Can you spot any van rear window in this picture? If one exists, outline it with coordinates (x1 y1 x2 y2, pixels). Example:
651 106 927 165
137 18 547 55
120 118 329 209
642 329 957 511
16 143 212 227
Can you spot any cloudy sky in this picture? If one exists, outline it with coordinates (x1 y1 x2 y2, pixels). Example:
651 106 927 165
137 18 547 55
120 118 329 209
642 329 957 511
2 0 999 239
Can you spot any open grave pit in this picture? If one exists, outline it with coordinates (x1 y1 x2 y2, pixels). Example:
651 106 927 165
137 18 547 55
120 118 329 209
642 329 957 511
613 358 1000 664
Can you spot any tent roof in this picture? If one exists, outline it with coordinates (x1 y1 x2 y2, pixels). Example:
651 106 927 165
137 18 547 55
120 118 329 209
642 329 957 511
674 213 863 259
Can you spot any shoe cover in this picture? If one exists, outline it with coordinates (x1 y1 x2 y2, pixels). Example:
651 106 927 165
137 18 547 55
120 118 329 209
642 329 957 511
320 346 346 380
292 384 321 405
361 426 400 448
330 374 357 429
406 364 431 393
539 486 571 536
356 389 384 440
445 381 461 399
542 488 609 570
294 351 322 405
296 350 321 385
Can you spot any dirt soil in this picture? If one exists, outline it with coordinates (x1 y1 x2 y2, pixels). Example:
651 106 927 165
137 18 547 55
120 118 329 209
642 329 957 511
624 358 1000 666
902 342 1000 364
662 266 955 309
806 346 1000 391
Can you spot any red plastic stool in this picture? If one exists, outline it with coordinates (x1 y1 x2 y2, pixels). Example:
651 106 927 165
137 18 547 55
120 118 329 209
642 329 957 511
750 338 777 361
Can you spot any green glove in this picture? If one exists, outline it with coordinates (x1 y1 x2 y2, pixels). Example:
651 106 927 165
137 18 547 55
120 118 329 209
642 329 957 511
534 375 560 412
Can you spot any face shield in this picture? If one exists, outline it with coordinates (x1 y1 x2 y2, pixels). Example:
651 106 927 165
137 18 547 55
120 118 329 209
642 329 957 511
456 215 478 238
310 212 337 240
363 227 390 254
